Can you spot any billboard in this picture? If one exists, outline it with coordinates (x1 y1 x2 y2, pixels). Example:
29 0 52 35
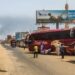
36 10 75 23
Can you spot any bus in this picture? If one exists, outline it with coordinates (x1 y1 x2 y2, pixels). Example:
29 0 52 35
27 28 75 55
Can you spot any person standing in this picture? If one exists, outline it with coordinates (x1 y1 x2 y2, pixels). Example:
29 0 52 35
33 45 39 58
60 44 65 59
40 42 45 54
55 43 61 55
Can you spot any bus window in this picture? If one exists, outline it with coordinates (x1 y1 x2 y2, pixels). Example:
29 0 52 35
60 30 70 39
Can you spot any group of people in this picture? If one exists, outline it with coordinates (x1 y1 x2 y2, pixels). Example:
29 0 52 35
33 41 65 59
55 43 66 59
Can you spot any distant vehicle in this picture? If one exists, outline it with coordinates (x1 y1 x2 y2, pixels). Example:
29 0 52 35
27 28 75 55
10 39 16 47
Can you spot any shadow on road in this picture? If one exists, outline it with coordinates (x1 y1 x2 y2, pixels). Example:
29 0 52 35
0 69 7 72
66 60 75 64
24 51 33 54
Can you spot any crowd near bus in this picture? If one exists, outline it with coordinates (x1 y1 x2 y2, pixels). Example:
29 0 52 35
25 28 75 55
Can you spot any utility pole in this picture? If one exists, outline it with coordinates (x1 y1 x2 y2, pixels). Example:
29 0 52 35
56 19 59 29
65 0 69 29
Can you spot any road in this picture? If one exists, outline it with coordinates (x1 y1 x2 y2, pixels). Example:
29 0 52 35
1 44 75 75
2 45 56 75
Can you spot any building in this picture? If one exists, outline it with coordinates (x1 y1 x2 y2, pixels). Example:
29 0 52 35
15 32 29 41
15 32 29 47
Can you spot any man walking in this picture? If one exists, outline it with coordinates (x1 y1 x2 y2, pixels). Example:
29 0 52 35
33 45 39 58
60 44 65 59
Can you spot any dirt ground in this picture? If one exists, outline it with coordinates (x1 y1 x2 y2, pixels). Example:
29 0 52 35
0 44 75 75
0 44 14 75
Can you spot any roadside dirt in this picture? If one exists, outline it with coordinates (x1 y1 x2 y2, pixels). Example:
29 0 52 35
0 44 14 75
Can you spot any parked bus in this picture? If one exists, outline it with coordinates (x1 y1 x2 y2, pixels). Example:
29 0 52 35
27 28 75 55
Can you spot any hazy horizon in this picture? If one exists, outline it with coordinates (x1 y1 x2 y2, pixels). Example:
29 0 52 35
0 0 75 39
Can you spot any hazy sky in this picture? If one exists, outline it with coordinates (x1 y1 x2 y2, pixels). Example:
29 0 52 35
0 0 75 17
0 0 75 39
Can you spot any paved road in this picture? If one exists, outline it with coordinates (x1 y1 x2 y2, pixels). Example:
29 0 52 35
2 44 75 75
3 45 57 75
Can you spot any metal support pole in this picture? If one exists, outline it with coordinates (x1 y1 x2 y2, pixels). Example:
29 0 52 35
56 22 59 29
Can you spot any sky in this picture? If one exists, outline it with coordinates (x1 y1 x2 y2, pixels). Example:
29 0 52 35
0 0 75 39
